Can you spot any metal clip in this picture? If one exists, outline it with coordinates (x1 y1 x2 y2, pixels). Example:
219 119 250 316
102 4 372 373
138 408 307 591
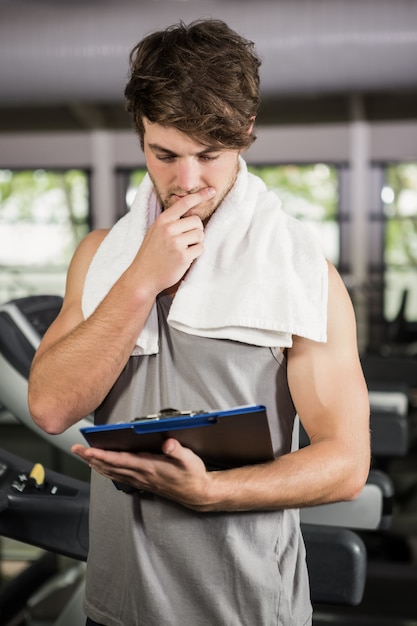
131 408 205 422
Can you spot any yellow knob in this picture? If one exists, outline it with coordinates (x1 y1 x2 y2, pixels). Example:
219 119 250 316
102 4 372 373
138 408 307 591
30 463 45 487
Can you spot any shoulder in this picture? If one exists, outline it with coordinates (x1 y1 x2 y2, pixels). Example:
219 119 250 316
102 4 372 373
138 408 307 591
326 261 356 326
68 229 109 274
75 228 110 257
64 229 110 303
33 229 110 355
314 260 358 356
290 261 356 354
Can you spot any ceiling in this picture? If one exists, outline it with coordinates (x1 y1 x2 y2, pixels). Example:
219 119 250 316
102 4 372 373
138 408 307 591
1 0 417 132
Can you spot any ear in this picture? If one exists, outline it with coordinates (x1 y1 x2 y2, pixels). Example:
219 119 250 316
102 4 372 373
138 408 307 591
247 115 256 134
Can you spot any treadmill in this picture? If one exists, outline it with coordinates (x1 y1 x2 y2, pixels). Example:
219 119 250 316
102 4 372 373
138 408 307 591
0 296 90 624
0 295 93 453
0 295 371 624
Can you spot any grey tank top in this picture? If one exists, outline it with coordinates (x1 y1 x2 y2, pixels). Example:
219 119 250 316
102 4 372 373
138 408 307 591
84 294 312 626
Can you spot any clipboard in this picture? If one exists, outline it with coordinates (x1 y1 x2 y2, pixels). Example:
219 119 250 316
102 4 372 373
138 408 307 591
80 404 274 469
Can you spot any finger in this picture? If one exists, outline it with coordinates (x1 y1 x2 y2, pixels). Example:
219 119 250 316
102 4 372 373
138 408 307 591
165 214 204 237
163 186 215 221
161 438 192 464
71 444 115 466
161 437 178 456
176 224 205 247
83 447 162 469
71 443 90 461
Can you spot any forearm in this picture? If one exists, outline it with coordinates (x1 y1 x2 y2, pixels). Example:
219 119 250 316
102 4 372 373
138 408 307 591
74 422 370 513
29 280 155 433
198 440 369 513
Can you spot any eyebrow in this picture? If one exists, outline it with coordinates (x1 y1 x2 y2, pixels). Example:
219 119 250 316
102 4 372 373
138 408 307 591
147 143 220 157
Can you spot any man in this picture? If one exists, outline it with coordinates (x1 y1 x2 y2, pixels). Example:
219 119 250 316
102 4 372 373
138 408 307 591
28 19 370 626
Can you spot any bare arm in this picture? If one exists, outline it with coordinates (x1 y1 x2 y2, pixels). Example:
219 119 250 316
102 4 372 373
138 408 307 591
28 188 214 434
73 261 370 511
28 227 153 433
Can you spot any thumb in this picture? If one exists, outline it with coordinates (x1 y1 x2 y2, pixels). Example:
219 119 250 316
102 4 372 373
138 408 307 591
161 437 181 457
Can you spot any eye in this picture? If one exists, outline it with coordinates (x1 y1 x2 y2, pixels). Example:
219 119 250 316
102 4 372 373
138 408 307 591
199 154 219 162
157 154 176 163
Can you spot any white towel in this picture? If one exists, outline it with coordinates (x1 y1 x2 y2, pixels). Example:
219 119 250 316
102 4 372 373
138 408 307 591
82 157 328 355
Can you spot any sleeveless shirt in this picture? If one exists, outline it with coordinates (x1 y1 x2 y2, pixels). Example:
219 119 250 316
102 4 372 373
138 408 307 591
84 294 312 626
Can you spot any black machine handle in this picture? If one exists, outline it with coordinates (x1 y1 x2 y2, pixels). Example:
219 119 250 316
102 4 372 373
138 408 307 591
0 448 89 561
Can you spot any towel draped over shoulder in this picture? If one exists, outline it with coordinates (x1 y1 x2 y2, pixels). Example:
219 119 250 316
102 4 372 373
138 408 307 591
82 157 328 355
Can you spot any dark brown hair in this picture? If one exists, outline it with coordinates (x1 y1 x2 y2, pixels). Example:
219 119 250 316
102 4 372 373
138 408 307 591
124 19 261 150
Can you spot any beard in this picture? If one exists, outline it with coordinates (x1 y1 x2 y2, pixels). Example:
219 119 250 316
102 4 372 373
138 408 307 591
148 162 239 226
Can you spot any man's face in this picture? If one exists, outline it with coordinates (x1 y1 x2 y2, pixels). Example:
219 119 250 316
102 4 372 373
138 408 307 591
142 118 240 225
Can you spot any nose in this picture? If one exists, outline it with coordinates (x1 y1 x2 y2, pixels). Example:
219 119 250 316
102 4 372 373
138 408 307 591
175 159 201 192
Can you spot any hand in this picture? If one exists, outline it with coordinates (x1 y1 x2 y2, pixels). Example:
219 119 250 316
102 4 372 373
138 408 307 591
71 439 213 510
132 187 216 296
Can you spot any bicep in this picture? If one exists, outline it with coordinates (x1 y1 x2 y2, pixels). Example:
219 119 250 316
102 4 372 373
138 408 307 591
34 229 108 359
287 262 370 449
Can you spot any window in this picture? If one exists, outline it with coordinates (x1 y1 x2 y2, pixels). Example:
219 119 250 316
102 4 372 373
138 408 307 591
383 162 417 322
247 164 340 265
0 169 90 303
126 169 148 210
